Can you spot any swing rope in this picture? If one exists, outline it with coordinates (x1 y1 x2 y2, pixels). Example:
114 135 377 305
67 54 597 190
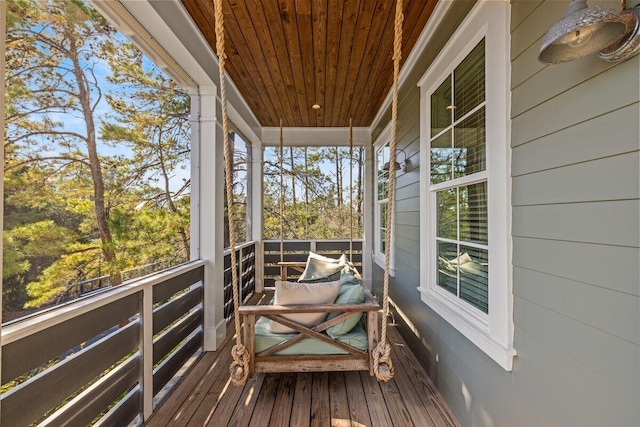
279 119 284 268
349 117 353 264
373 0 403 382
213 0 250 386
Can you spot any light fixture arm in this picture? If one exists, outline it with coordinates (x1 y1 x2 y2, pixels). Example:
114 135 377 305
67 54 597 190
383 148 410 173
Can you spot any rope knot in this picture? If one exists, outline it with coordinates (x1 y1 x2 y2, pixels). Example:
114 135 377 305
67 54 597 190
372 341 394 382
229 344 251 386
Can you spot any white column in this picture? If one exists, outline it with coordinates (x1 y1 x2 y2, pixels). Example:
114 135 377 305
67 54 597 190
0 2 6 414
362 144 373 284
195 85 226 351
251 142 264 292
188 88 201 261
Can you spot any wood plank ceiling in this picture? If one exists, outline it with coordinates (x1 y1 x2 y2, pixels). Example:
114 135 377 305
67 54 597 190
180 0 438 127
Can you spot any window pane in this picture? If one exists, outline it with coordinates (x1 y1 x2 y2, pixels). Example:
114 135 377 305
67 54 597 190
431 77 452 137
381 203 387 225
377 146 389 200
459 182 488 244
454 107 486 179
437 241 458 295
454 39 485 120
430 130 453 185
224 132 250 246
437 189 457 240
381 229 387 253
459 246 488 313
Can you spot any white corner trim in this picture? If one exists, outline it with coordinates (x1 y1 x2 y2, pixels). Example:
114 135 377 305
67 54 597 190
369 0 454 133
228 102 261 147
373 121 392 150
261 127 371 147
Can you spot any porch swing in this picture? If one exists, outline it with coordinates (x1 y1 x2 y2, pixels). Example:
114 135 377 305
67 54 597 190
213 0 403 385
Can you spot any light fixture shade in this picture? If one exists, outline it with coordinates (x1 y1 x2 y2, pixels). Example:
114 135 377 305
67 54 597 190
382 161 401 172
539 0 627 64
598 5 640 62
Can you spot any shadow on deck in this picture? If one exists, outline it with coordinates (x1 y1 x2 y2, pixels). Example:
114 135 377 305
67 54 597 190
144 296 459 427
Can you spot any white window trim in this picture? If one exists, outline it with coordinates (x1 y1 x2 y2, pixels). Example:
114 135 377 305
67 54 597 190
418 0 515 370
373 123 395 277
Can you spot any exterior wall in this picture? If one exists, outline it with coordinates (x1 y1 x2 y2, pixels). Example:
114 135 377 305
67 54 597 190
373 1 640 426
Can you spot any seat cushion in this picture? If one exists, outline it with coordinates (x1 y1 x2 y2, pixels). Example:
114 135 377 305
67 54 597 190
255 316 369 354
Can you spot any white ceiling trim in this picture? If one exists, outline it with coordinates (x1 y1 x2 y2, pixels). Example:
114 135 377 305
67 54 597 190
262 127 371 147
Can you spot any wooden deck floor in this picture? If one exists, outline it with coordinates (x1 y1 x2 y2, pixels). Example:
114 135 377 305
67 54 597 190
145 309 459 426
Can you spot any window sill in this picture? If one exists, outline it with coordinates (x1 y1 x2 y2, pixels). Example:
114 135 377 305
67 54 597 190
418 286 516 371
374 253 395 277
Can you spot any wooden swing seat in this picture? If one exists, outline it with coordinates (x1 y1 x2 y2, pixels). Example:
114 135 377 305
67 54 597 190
239 286 380 376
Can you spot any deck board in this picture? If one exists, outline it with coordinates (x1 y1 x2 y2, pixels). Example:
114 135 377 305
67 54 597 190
145 298 458 427
290 373 312 427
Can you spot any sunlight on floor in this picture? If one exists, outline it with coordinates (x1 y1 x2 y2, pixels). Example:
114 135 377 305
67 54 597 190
332 419 364 427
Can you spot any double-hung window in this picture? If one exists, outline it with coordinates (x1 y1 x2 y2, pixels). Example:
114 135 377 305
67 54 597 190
418 1 515 370
373 128 395 276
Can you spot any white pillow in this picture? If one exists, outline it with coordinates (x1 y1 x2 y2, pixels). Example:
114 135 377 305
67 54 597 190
269 279 341 333
451 252 473 265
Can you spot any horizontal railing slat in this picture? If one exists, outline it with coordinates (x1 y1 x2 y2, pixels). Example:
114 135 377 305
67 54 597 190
153 286 202 335
153 266 204 304
264 253 309 264
153 308 203 365
40 356 139 427
2 293 139 385
1 321 139 427
93 387 140 427
315 240 362 252
263 241 311 252
153 330 202 395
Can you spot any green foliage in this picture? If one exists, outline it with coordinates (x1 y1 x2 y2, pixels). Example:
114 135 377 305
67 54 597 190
3 0 191 316
262 146 363 240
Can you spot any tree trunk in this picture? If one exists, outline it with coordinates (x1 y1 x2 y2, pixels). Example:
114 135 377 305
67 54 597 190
158 130 190 259
335 148 342 207
304 147 310 234
290 147 296 205
356 146 363 229
68 30 121 285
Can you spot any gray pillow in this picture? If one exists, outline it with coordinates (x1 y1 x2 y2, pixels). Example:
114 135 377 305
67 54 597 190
298 253 344 283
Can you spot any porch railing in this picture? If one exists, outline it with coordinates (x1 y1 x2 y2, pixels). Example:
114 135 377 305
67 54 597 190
1 260 206 426
262 239 363 286
223 241 257 323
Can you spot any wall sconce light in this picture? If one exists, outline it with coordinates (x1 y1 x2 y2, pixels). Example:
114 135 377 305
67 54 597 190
539 0 640 64
383 149 411 173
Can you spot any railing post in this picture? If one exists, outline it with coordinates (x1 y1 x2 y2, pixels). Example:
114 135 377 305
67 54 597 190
140 286 153 421
310 240 316 254
238 246 244 298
